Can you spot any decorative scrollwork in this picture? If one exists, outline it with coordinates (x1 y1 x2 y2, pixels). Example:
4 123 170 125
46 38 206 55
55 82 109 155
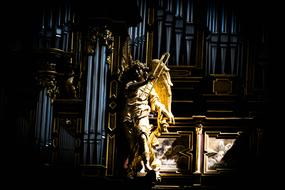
87 27 113 55
35 62 59 102
34 48 66 102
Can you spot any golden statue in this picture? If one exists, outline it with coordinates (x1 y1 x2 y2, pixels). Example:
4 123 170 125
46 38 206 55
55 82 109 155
121 52 175 180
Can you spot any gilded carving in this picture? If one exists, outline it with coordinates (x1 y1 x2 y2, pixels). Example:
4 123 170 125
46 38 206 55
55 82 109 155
87 27 113 55
65 69 78 98
121 52 175 180
36 68 59 102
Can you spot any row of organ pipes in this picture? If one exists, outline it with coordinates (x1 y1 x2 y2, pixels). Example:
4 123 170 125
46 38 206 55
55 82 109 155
129 0 242 76
83 37 108 165
34 2 76 158
34 1 107 166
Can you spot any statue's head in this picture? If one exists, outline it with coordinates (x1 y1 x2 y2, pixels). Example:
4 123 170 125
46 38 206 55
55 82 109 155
123 60 149 82
132 60 149 72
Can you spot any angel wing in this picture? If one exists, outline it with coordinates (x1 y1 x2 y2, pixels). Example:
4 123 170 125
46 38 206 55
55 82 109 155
149 52 174 124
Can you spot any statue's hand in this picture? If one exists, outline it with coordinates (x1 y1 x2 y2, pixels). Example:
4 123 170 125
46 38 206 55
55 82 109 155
162 110 175 125
167 112 175 125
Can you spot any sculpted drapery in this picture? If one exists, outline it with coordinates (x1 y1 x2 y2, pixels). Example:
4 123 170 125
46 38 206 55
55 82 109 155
121 53 175 180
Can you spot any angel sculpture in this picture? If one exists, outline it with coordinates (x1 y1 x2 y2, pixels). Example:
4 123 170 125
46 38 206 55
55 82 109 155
122 52 175 180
